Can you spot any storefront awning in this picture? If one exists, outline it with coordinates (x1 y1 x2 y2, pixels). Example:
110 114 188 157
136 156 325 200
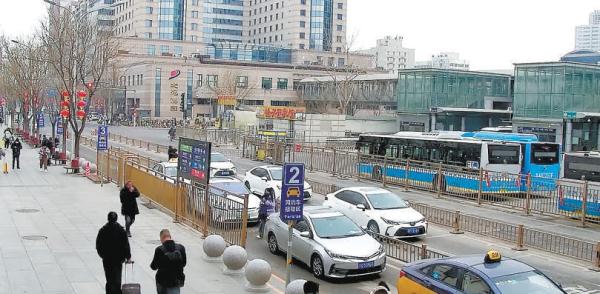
564 111 600 119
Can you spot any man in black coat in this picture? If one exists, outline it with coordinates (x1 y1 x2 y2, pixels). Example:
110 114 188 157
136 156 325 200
120 181 140 237
150 229 186 294
10 138 22 169
96 212 131 294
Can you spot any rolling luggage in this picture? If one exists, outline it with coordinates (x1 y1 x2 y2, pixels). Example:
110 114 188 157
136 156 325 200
122 261 140 294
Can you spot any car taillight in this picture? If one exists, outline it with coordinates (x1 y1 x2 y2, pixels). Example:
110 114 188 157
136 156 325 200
399 270 406 278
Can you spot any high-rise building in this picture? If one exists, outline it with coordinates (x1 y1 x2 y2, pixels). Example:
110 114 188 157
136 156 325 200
74 0 116 31
575 10 600 52
358 35 415 74
415 52 469 71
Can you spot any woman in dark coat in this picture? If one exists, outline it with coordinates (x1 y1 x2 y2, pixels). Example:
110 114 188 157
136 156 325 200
120 181 140 237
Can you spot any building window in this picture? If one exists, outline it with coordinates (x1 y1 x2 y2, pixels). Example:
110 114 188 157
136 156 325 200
144 20 152 27
140 74 144 85
277 78 288 90
174 46 182 56
196 74 203 88
336 25 343 31
337 2 343 9
261 77 272 89
300 9 306 16
237 76 248 88
336 47 342 53
146 44 156 55
146 7 153 14
192 0 199 5
191 11 199 18
337 13 342 20
301 0 306 4
300 21 305 28
299 44 305 49
191 23 198 30
207 75 218 87
336 36 342 42
299 32 305 39
190 35 198 42
144 32 153 39
338 58 345 67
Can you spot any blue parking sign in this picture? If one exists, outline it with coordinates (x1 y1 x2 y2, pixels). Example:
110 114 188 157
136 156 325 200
280 163 305 221
56 120 63 135
97 125 108 150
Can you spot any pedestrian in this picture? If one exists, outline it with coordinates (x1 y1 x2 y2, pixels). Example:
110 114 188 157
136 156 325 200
3 131 11 149
39 145 49 172
150 229 187 294
167 146 178 161
369 281 391 294
10 138 22 170
303 281 319 294
96 211 132 294
257 190 275 239
41 135 48 148
120 181 140 237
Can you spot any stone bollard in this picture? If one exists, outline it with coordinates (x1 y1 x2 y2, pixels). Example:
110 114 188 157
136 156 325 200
285 279 307 294
90 163 98 174
245 259 271 293
202 235 226 263
79 158 87 169
222 245 248 275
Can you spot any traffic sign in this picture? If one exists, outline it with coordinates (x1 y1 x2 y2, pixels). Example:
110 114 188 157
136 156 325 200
97 125 108 151
178 137 211 185
56 120 63 135
280 163 305 221
37 113 45 128
564 111 577 119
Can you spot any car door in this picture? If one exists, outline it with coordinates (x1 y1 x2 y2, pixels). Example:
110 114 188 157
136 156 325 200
332 191 353 215
248 168 264 193
254 168 269 194
342 191 370 227
291 218 314 264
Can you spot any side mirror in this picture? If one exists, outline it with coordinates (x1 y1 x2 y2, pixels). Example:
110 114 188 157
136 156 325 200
261 176 268 181
299 231 311 238
356 204 366 211
405 200 411 207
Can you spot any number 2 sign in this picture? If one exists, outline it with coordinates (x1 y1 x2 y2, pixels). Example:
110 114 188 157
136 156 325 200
280 163 305 221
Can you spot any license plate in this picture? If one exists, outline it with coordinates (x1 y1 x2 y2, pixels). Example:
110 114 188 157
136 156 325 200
407 227 419 235
358 261 374 269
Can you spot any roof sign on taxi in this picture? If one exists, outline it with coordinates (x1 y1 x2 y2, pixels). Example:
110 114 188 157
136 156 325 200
484 250 501 263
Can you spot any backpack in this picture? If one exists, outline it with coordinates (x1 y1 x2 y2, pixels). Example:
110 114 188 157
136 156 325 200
162 246 184 266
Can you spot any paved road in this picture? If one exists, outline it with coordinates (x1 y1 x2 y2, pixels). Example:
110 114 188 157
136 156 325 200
61 124 600 293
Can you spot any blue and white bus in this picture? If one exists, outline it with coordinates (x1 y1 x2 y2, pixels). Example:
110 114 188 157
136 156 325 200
356 132 524 194
463 132 561 187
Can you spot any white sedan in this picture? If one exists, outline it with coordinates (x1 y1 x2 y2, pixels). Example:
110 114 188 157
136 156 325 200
323 187 427 238
243 165 312 201
210 152 236 177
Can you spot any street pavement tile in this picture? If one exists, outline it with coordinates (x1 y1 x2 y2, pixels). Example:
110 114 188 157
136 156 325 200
3 257 34 272
27 249 57 265
6 269 43 293
54 252 87 270
34 263 73 292
71 282 103 294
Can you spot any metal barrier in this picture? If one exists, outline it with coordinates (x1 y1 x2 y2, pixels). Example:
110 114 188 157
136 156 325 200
368 232 449 263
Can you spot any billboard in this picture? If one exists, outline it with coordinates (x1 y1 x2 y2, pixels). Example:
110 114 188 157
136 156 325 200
178 137 211 185
256 106 306 121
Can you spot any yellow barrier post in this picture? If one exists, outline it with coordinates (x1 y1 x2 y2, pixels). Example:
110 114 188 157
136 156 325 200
512 224 527 251
332 148 337 176
581 180 589 228
382 156 388 187
420 244 428 259
404 159 410 192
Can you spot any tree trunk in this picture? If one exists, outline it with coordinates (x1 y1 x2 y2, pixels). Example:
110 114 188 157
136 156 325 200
73 131 81 158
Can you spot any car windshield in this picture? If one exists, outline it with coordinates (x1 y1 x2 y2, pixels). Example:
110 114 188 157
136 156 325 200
269 168 283 180
211 153 228 162
165 166 178 177
311 215 364 238
366 192 409 209
493 271 564 294
210 181 249 197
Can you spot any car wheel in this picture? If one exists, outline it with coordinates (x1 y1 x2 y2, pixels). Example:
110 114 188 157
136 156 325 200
268 233 280 255
367 221 380 234
311 255 325 279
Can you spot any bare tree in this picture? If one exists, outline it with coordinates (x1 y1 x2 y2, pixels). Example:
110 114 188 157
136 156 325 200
40 8 119 157
327 32 365 115
0 37 49 139
206 70 255 128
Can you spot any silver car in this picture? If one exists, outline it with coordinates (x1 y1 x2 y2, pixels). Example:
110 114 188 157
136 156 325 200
265 206 386 279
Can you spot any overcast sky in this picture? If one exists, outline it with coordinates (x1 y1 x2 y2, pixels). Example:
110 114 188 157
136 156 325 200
0 0 597 70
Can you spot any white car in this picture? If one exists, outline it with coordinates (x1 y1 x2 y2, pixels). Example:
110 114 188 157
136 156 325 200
323 187 427 238
151 160 178 183
210 152 236 177
209 177 261 223
243 165 312 201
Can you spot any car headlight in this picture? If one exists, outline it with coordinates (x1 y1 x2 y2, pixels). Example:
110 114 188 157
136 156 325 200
325 248 351 259
305 183 312 190
381 217 401 225
376 244 385 256
417 217 426 223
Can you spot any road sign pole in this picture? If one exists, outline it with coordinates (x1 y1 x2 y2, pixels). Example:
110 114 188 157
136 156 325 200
286 220 293 286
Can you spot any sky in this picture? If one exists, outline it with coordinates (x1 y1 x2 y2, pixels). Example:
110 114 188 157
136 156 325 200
0 0 597 70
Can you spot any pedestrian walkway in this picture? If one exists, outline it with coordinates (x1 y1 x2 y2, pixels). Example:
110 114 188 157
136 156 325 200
0 146 262 294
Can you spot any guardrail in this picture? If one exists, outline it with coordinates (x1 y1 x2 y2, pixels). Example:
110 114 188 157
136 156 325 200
369 232 450 263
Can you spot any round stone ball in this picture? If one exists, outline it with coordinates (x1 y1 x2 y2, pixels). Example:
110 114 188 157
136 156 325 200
79 158 87 168
203 235 226 258
285 279 307 294
245 259 271 286
90 163 97 173
223 245 247 271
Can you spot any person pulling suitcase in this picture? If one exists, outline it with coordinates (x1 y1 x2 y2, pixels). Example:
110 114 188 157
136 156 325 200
96 212 132 294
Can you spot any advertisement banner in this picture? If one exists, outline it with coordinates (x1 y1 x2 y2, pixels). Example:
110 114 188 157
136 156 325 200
256 106 306 121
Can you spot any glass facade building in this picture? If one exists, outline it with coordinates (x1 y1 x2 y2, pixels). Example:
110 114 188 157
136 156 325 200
202 0 244 43
513 62 600 151
206 43 292 63
158 0 185 40
309 0 333 51
397 69 512 132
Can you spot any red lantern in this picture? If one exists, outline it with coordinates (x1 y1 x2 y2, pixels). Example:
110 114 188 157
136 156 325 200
62 90 70 97
76 110 85 118
60 109 70 117
61 101 69 107
76 100 86 108
77 90 87 98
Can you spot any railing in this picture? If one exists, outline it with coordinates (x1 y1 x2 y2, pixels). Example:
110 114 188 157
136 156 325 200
368 231 449 263
94 148 248 247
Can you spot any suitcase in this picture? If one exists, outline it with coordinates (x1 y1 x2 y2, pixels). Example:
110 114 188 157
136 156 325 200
122 261 140 294
2 161 8 174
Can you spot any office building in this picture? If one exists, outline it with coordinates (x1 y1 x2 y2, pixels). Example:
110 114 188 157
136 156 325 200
415 52 469 71
358 36 415 74
73 0 116 31
575 10 600 52
513 62 600 151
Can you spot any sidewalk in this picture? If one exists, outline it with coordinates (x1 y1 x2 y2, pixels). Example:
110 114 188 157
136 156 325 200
0 146 262 294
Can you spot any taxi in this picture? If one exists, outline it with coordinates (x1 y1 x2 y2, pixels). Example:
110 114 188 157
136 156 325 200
397 251 566 294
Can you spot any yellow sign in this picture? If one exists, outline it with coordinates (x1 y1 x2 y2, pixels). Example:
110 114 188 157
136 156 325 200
257 106 306 121
287 187 301 197
217 95 236 106
485 250 502 263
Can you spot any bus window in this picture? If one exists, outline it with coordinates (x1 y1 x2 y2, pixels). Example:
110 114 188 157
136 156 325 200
531 144 559 165
488 145 520 164
386 144 399 158
430 148 443 163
